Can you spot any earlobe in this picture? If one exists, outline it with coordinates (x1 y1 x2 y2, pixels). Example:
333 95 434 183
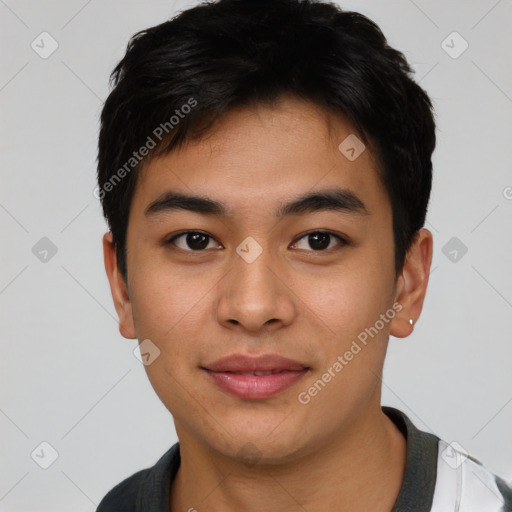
102 232 137 339
390 228 433 339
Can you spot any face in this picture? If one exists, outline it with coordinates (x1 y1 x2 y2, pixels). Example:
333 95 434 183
105 95 426 464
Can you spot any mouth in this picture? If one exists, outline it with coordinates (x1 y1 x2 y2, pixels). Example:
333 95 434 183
201 354 310 399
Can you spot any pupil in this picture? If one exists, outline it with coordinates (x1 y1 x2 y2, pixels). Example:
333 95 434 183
309 232 329 250
187 233 209 250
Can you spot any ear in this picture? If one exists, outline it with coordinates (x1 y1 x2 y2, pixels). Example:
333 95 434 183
390 228 433 338
102 231 137 339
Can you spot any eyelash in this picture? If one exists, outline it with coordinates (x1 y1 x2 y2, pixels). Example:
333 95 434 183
164 230 348 253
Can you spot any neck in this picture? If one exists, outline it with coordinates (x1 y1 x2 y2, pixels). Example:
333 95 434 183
170 405 406 512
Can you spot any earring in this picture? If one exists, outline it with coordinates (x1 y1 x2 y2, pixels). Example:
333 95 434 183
409 319 414 326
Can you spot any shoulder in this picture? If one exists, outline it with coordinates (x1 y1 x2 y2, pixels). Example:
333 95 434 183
432 439 512 512
96 467 149 512
383 407 511 512
96 443 181 512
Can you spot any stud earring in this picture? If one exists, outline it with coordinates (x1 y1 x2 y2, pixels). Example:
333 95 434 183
409 319 414 326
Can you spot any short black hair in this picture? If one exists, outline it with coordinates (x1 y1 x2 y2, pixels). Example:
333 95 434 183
97 0 436 282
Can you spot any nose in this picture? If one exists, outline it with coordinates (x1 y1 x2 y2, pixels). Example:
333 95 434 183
216 241 296 334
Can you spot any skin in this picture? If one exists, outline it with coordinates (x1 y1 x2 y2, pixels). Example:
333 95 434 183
103 95 433 511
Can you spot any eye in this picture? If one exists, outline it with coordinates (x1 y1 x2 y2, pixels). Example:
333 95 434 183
166 231 221 251
290 231 346 251
165 230 347 253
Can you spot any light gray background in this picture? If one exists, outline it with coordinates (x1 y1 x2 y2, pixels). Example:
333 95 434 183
1 0 511 510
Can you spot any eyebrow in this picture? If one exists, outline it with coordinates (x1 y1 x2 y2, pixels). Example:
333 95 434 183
144 187 368 219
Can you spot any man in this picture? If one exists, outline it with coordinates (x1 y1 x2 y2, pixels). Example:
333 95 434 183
96 0 512 510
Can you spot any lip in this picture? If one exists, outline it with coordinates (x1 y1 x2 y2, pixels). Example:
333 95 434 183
204 354 307 373
202 354 310 400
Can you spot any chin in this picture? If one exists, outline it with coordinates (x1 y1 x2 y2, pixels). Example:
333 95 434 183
207 420 314 466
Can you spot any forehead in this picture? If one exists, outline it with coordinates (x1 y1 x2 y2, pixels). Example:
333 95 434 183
133 96 387 217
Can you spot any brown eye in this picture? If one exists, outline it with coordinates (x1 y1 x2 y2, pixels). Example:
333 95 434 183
167 231 220 251
291 231 346 251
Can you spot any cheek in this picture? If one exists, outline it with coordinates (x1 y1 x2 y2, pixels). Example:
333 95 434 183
295 271 393 420
306 260 394 338
129 266 208 415
128 267 213 408
129 255 209 340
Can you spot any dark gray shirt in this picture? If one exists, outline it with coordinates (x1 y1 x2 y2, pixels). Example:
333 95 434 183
96 407 512 511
